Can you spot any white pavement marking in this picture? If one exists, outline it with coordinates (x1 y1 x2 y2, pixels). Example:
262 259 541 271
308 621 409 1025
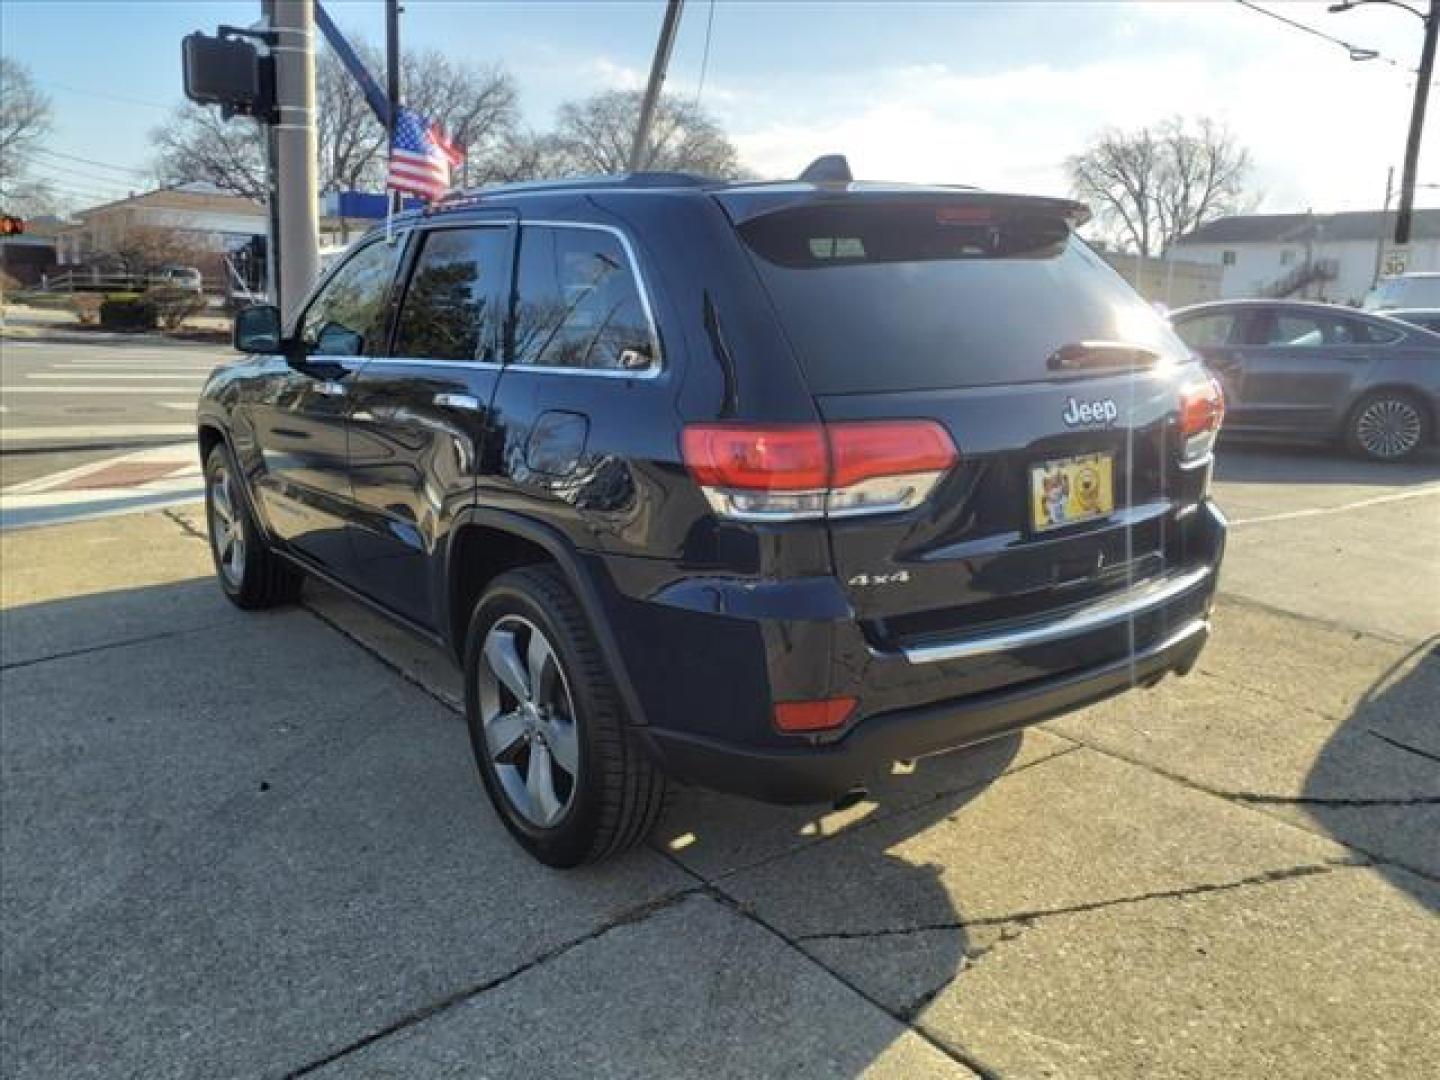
1 441 203 529
0 385 202 394
0 424 196 443
3 441 198 495
1228 483 1440 526
160 402 200 411
27 372 208 380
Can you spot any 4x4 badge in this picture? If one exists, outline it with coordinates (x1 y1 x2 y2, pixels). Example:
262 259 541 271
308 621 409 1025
1062 397 1120 426
848 570 911 587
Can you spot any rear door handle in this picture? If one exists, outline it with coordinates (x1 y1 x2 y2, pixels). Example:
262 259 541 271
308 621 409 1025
434 392 481 412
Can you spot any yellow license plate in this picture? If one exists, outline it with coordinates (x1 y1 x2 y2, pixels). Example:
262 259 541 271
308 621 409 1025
1030 453 1115 532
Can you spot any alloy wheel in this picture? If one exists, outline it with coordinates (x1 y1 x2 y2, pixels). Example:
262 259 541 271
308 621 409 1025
208 464 246 587
476 615 580 828
1356 398 1423 459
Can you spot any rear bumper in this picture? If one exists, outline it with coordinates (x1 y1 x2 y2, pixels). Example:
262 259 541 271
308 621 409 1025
641 616 1209 804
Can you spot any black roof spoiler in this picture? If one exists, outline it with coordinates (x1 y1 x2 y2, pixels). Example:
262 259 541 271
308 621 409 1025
716 187 1092 229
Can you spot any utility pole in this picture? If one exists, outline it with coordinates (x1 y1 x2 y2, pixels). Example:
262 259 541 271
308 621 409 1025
1396 0 1438 244
1331 1 1437 245
386 0 402 214
271 0 319 322
628 0 685 173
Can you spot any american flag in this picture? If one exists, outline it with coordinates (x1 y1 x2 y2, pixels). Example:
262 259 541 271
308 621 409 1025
387 106 464 202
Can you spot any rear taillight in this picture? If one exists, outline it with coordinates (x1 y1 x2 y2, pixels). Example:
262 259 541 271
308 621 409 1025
1178 375 1225 461
682 421 957 521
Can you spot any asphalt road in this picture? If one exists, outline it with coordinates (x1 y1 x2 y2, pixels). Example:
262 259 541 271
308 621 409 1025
0 334 219 486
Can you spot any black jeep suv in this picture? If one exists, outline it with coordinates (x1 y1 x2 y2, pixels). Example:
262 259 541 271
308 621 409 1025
198 167 1227 866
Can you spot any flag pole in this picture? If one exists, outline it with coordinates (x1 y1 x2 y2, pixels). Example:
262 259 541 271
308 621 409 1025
385 0 401 240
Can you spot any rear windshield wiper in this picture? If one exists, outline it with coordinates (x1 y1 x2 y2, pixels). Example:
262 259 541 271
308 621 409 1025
1047 341 1161 373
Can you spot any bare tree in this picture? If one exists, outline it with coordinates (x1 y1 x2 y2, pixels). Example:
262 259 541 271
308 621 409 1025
1067 117 1252 256
403 50 518 188
1 57 55 212
549 90 741 177
153 38 517 198
152 105 268 200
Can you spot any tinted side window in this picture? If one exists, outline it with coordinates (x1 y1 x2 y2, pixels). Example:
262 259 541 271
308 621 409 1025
394 227 509 361
511 225 656 371
1356 318 1402 344
1264 313 1328 347
1174 312 1237 348
299 240 403 356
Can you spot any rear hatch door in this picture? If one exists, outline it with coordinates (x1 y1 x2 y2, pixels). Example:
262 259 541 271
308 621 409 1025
731 193 1194 646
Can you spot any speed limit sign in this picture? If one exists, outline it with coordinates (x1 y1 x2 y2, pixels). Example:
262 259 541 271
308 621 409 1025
1382 246 1411 276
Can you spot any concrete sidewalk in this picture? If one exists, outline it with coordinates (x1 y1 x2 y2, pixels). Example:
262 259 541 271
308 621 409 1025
1 507 1436 1078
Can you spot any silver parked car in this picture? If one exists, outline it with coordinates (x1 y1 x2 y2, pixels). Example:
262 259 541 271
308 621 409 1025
1171 299 1438 461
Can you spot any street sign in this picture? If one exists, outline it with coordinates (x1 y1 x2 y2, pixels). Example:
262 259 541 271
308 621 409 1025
1381 246 1411 277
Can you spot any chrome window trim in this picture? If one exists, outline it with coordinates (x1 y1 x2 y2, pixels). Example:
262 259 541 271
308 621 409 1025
510 219 665 380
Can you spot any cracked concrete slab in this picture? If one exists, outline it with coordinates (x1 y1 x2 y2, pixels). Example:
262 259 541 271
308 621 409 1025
718 748 1358 943
310 894 972 1079
877 865 1439 1080
2 577 687 1079
1046 598 1440 875
656 731 1074 882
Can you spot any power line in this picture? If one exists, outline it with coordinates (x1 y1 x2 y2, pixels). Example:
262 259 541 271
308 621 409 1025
693 0 718 110
30 147 150 178
28 155 147 190
36 78 173 112
1232 0 1406 68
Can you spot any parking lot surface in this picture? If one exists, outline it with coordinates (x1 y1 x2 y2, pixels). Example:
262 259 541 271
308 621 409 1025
2 442 1437 1078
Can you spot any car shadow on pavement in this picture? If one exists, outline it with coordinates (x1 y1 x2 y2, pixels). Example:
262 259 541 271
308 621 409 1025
655 733 1028 1016
1215 441 1440 487
1302 634 1440 911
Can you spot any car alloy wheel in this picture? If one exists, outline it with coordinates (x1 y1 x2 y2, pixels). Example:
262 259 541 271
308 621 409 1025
476 614 581 828
1355 397 1423 459
207 462 246 588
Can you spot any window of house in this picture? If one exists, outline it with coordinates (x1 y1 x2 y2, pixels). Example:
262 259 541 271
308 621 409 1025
1221 250 1237 266
393 227 509 362
298 239 403 357
510 225 657 372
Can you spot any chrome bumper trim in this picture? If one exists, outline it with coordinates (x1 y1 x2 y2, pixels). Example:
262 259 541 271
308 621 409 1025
901 566 1214 664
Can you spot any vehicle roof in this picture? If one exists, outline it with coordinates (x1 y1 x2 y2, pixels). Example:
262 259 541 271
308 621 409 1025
1172 298 1378 317
380 173 1088 230
1387 307 1440 316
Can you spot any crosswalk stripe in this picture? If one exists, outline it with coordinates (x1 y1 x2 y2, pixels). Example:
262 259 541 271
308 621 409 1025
1 386 201 394
0 424 196 443
27 373 208 381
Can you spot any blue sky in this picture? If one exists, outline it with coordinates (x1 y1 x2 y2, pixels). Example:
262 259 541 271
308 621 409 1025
3 1 1435 213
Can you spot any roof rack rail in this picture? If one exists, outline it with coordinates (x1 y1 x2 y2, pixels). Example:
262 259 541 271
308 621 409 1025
434 170 713 208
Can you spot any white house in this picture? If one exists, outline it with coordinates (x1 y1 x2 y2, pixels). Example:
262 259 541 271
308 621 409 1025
1170 209 1440 306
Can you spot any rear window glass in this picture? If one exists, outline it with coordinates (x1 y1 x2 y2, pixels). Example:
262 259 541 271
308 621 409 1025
738 203 1181 393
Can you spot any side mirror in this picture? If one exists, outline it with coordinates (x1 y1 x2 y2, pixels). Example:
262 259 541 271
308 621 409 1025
233 304 282 354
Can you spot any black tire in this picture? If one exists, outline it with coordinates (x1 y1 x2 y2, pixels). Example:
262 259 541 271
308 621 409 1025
1344 389 1431 462
203 443 303 609
463 565 667 867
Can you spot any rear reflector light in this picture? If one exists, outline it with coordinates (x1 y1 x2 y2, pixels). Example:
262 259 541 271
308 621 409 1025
683 420 957 521
1178 376 1225 461
774 697 858 733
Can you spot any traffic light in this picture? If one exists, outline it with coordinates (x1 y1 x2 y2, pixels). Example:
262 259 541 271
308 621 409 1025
0 215 25 236
182 31 275 122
